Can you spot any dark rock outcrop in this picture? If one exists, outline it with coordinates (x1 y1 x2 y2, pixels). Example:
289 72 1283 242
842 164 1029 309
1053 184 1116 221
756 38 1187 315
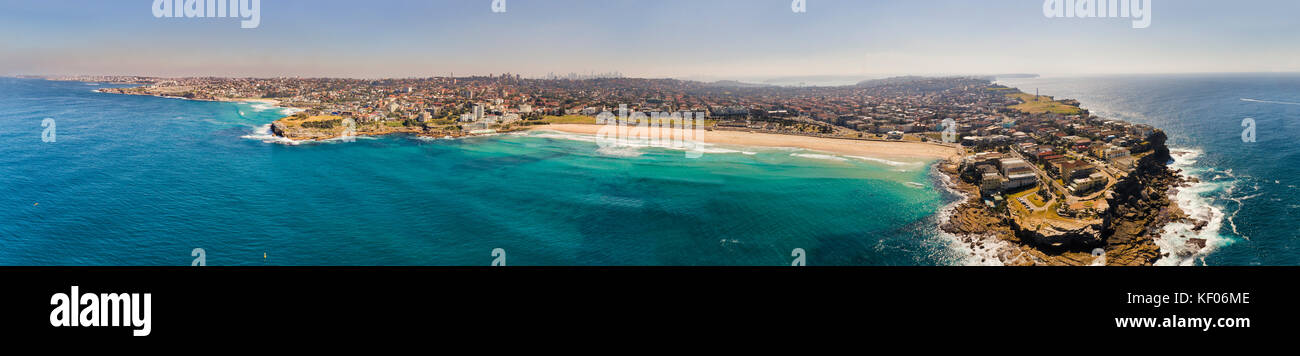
1100 130 1179 265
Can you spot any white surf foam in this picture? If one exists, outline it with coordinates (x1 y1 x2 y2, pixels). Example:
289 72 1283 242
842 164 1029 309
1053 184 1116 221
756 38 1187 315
1241 98 1300 106
249 103 277 112
843 155 918 167
785 150 920 168
240 124 302 145
413 135 461 141
595 145 646 157
1155 147 1235 266
530 131 601 143
790 153 849 161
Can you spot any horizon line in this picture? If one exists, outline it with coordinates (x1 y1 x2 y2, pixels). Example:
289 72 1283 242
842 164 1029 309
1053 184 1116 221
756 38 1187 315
8 71 1300 82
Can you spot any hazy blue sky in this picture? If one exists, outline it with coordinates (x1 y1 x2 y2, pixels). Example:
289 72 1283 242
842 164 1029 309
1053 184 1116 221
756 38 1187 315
1 0 1298 79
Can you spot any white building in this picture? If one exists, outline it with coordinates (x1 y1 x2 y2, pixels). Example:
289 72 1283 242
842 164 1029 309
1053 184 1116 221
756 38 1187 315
1103 146 1130 160
999 158 1038 191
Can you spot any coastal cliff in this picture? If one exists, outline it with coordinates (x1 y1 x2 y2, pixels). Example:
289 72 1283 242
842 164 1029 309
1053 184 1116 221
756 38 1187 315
1099 131 1183 265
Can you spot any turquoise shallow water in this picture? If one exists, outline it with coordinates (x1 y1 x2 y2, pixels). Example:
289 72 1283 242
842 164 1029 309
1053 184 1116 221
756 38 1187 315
0 78 969 266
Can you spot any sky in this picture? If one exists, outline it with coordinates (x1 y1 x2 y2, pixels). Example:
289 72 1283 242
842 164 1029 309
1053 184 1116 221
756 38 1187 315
1 0 1298 79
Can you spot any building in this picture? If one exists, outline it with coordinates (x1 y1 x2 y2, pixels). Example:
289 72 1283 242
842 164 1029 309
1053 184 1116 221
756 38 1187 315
1103 146 1130 160
1070 172 1107 195
1111 156 1136 171
998 158 1038 191
1047 159 1095 180
977 165 1003 194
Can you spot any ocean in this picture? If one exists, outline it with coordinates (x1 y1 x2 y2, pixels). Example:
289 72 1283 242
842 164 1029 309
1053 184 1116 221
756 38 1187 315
0 77 967 266
2 74 1294 266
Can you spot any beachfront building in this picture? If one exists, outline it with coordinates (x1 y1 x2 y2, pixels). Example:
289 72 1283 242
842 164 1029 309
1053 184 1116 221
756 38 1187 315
978 165 1003 194
960 153 1039 196
998 158 1038 191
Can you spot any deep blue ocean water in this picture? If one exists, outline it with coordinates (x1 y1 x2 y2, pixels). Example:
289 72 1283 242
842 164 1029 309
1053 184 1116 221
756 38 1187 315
0 77 967 266
1000 74 1300 265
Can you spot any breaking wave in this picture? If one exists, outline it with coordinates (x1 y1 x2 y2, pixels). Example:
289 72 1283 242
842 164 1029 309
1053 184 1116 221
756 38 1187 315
240 124 300 145
1240 98 1300 106
1156 148 1235 266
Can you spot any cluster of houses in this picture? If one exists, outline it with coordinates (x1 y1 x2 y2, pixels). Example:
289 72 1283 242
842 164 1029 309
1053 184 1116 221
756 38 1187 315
458 103 522 131
710 78 1012 137
955 100 1162 221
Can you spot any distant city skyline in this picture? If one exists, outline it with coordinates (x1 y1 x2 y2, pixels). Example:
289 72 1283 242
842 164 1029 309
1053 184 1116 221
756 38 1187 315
3 0 1299 79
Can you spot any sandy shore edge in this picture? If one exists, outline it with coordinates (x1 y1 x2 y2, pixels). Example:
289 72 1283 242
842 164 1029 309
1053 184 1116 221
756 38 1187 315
529 123 962 161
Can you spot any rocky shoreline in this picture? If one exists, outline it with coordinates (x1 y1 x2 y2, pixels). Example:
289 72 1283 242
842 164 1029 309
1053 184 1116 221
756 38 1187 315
939 131 1204 266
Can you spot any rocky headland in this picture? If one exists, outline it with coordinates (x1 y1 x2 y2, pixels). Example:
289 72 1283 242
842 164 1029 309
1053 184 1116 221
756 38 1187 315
941 131 1201 266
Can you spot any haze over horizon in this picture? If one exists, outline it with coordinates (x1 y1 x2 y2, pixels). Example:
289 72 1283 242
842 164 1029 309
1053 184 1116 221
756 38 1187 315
3 0 1299 79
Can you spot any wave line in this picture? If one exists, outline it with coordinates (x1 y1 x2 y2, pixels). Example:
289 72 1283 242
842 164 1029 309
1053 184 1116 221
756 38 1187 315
1241 98 1300 106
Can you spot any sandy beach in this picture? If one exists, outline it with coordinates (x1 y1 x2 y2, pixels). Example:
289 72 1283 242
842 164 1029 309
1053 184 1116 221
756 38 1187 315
531 124 961 161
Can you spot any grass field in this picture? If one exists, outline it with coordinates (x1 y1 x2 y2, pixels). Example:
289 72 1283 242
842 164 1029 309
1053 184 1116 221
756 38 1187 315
277 114 347 129
1007 186 1079 224
1006 92 1084 115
